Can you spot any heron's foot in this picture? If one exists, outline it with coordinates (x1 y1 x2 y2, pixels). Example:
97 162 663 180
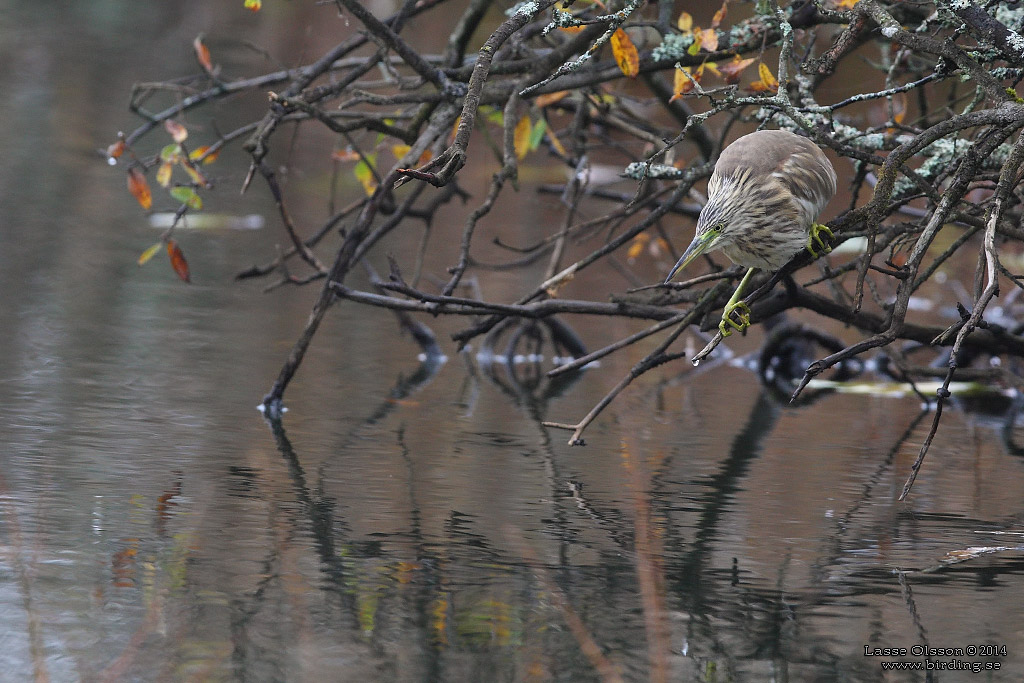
719 300 751 338
807 223 833 259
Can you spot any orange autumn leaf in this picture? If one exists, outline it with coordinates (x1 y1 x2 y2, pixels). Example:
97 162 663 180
106 139 126 162
711 1 728 28
193 36 213 73
718 55 756 84
167 240 191 283
892 92 908 125
164 119 188 143
535 90 569 108
127 167 152 210
513 115 531 160
244 0 261 10
331 147 361 162
558 25 584 34
611 29 639 78
698 28 718 53
835 0 859 7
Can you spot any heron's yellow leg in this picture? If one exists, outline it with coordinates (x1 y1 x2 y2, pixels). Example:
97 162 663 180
807 223 833 259
719 267 756 337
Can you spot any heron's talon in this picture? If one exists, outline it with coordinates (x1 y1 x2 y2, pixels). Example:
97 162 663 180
719 300 751 337
807 223 833 259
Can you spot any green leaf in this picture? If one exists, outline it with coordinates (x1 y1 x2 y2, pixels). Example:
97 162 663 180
160 144 182 163
528 118 547 152
170 186 203 210
353 153 378 195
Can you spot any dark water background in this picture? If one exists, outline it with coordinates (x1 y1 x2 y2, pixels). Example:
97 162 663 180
2 2 1024 681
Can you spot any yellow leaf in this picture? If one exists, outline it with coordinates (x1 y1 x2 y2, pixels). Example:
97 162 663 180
189 145 220 164
391 144 412 159
354 159 376 195
181 162 209 187
676 11 693 33
611 29 640 78
547 130 569 159
627 234 649 260
670 67 695 101
244 0 261 10
750 62 779 92
514 115 531 160
535 90 569 108
156 161 173 188
699 28 718 53
138 242 163 267
835 0 859 7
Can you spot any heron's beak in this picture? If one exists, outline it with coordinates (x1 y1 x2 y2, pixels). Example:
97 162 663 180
664 230 718 283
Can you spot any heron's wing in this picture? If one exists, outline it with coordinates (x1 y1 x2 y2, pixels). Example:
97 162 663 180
715 130 837 219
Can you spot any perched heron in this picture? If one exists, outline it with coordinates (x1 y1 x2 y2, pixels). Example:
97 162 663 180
665 129 837 336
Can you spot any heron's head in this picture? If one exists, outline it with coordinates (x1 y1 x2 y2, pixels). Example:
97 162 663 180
664 173 755 283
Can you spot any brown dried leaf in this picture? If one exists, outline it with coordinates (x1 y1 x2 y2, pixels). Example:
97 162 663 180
167 240 191 283
698 28 718 53
127 167 152 211
711 1 728 28
164 119 188 143
611 29 639 78
193 36 213 73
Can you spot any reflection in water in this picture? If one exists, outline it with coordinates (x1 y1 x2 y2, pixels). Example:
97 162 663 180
2 3 1024 681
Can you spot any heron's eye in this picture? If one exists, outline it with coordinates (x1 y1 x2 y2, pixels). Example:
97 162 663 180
711 223 725 234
